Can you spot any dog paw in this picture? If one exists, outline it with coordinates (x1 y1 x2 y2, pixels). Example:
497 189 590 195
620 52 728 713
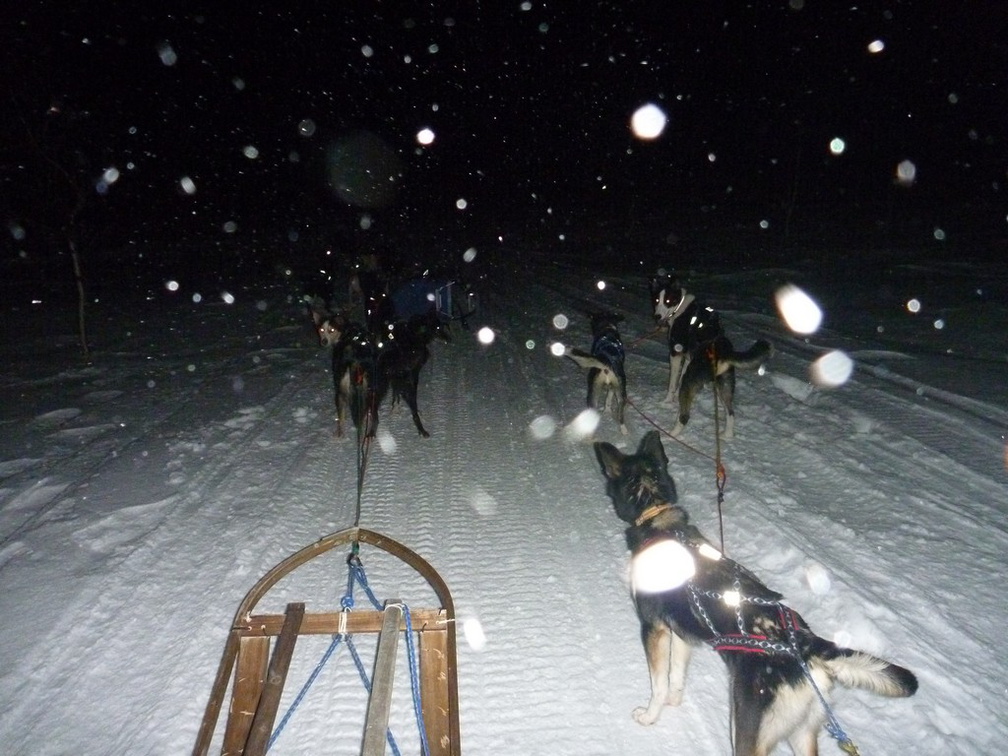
632 706 660 726
670 422 685 437
619 423 629 436
665 690 684 707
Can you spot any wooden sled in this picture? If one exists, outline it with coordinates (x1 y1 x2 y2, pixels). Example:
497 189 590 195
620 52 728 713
193 527 461 756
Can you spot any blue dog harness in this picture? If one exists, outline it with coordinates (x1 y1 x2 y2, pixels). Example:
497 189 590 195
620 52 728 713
592 331 627 382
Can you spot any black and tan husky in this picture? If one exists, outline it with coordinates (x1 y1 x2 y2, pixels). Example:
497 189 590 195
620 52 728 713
593 431 917 756
564 311 628 435
651 271 772 438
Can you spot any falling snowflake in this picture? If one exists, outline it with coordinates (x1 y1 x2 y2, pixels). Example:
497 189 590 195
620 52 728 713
630 103 667 140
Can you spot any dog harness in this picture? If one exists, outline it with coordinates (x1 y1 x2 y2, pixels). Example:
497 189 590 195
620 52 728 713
592 331 627 380
632 502 862 754
668 300 721 353
633 504 788 652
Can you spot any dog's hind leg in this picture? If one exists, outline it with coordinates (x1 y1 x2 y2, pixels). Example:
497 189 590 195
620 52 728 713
401 371 430 438
715 370 737 440
786 722 823 756
759 679 824 756
610 377 628 435
350 380 377 438
633 622 675 725
606 384 627 435
730 664 824 756
670 368 702 436
729 672 768 756
586 369 599 409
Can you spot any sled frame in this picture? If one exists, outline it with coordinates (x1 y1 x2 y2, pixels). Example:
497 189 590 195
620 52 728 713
193 527 461 756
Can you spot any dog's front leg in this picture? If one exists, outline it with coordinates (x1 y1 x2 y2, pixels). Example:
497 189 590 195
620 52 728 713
662 353 685 405
336 373 350 438
666 631 691 706
634 623 673 725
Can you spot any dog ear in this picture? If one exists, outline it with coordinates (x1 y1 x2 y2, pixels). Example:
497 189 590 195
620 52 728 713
638 430 668 467
593 441 623 480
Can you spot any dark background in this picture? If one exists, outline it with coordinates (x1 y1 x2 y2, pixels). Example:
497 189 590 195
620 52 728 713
3 1 1006 301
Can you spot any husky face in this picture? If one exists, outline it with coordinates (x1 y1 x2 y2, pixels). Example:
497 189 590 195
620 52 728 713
650 273 683 324
317 318 343 347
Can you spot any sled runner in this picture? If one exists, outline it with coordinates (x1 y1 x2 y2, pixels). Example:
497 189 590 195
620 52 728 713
193 527 461 756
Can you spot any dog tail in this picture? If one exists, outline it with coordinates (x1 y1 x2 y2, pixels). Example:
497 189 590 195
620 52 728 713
721 339 773 371
564 347 607 371
821 647 918 698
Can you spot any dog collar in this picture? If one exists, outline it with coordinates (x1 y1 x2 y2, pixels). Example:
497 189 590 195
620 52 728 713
672 289 686 313
635 502 674 527
659 290 688 325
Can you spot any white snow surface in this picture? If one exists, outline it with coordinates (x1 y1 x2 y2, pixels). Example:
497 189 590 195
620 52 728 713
1 250 1006 755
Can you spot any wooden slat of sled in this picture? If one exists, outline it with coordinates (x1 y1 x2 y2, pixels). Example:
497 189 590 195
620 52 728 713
243 602 304 756
241 607 447 636
419 622 454 755
221 636 268 755
361 602 403 756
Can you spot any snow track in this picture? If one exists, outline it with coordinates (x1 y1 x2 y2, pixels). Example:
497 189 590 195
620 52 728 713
1 254 1005 755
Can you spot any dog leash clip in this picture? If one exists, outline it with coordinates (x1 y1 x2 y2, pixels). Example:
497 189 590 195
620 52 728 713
347 542 361 565
715 462 727 493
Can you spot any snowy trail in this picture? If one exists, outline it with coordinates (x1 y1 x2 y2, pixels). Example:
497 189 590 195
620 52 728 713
1 353 331 750
1 253 1005 755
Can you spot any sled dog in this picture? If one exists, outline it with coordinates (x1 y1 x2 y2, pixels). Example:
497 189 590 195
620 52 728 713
564 311 628 435
593 431 918 756
375 309 449 438
650 271 771 438
650 269 722 403
329 322 379 438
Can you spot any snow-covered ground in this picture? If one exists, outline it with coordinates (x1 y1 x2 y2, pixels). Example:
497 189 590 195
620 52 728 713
1 242 1006 755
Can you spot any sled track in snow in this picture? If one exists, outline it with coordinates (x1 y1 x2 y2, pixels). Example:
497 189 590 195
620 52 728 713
727 320 1007 486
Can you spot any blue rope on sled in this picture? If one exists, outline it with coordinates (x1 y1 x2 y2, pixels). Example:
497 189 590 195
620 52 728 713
266 555 430 755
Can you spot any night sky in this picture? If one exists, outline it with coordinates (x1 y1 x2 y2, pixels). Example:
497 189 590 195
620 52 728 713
3 2 1006 289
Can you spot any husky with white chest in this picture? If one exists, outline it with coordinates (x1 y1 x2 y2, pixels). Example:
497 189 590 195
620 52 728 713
593 431 918 756
651 270 772 438
328 322 380 438
565 311 628 435
308 298 375 437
